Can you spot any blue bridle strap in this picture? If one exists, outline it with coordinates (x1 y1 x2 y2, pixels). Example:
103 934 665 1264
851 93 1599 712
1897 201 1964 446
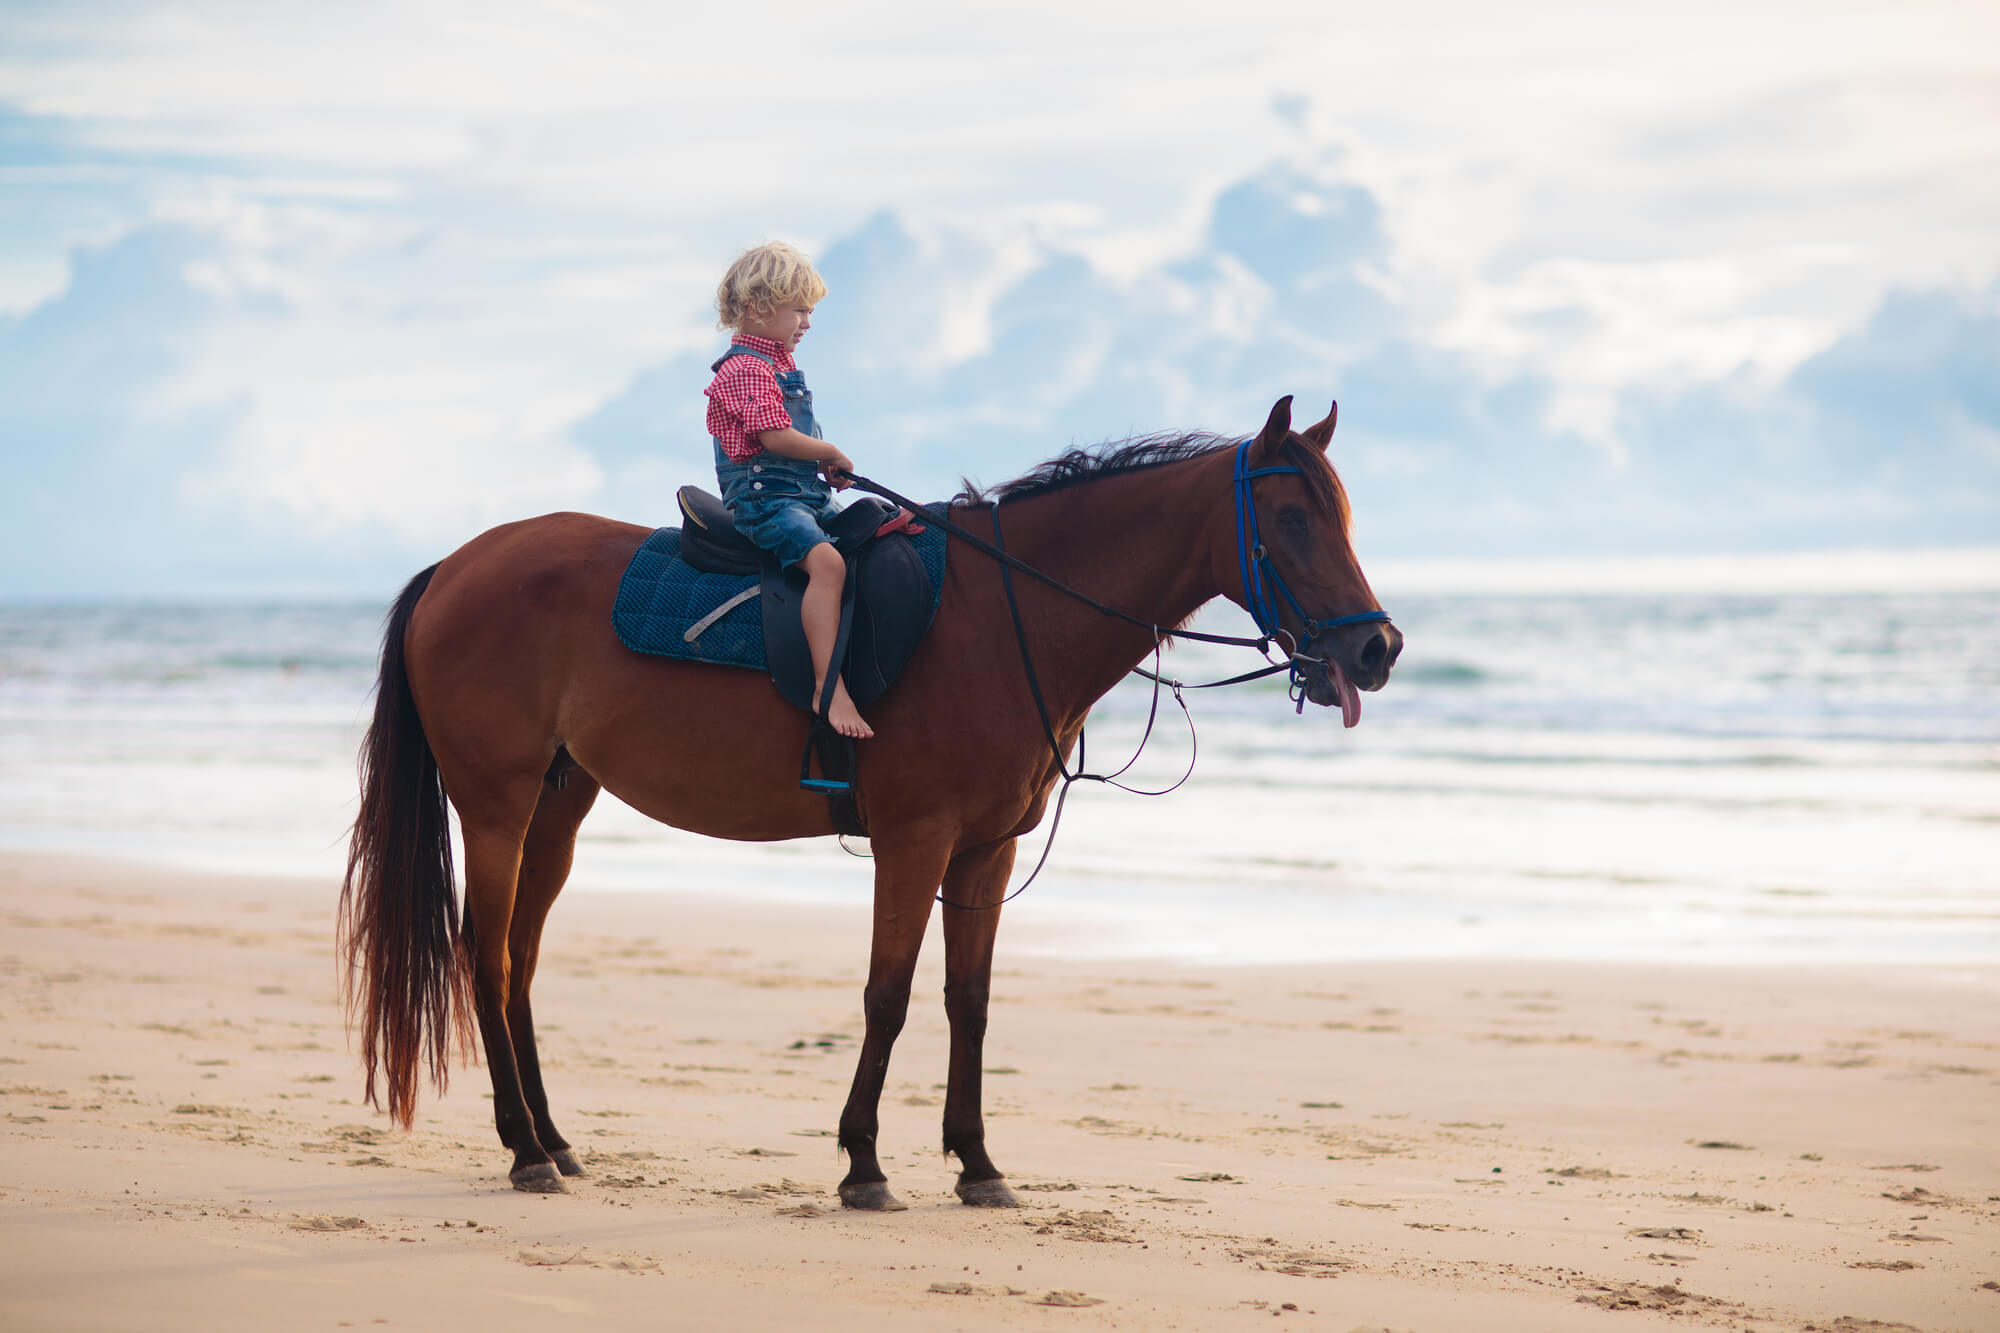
1232 440 1391 653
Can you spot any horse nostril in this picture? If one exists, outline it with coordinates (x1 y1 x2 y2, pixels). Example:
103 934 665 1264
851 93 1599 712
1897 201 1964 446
1360 630 1388 672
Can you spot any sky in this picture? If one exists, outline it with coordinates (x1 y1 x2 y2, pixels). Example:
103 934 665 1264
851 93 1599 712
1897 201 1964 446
2 0 1997 597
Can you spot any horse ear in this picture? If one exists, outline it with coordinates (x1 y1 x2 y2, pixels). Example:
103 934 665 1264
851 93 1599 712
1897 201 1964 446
1301 399 1337 452
1251 395 1294 464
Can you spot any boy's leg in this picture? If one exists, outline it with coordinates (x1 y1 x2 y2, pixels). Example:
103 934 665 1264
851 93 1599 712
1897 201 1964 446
799 542 873 740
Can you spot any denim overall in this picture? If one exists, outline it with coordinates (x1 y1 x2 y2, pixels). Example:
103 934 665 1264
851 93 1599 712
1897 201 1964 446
712 344 841 569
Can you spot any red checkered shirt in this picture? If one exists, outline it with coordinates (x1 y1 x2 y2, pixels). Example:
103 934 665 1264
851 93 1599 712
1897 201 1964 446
705 335 797 461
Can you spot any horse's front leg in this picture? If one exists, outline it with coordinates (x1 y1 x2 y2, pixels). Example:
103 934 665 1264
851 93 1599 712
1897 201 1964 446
836 840 950 1211
939 837 1021 1207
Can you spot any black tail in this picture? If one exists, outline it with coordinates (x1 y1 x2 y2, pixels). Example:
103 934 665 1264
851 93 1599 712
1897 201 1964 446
337 564 473 1128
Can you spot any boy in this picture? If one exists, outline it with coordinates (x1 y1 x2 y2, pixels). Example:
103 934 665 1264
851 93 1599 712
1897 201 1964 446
705 243 872 740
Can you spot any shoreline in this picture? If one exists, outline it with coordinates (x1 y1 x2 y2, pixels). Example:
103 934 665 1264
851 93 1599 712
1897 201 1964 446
4 848 1997 1331
5 825 1996 971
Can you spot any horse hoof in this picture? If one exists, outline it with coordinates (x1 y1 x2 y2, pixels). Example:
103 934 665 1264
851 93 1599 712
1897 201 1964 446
955 1178 1020 1208
551 1148 587 1178
511 1162 567 1193
838 1180 908 1212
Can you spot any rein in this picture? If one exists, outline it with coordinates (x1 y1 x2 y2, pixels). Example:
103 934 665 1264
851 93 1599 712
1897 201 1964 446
836 470 1279 658
833 442 1392 911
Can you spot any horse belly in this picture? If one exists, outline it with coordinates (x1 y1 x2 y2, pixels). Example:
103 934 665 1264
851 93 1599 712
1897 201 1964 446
561 659 840 844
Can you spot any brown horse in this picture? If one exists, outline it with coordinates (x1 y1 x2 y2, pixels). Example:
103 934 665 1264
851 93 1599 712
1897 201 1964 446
339 395 1401 1206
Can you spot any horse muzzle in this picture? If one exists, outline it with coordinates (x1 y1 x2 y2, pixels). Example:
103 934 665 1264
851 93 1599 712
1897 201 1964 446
1299 620 1403 727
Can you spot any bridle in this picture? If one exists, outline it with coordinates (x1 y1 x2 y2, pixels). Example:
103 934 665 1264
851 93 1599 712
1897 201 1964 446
1229 440 1392 708
833 438 1395 908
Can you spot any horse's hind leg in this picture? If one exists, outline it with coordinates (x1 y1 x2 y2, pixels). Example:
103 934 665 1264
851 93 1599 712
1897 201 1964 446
939 838 1021 1207
507 759 601 1179
458 770 566 1192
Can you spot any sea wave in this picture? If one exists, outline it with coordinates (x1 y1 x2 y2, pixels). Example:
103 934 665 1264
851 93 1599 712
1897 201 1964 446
1 591 1994 964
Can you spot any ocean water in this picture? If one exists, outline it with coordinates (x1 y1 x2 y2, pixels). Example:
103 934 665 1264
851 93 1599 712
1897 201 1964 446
1 576 1996 965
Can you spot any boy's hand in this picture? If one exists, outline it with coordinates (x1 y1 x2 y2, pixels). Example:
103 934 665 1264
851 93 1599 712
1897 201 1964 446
822 450 856 489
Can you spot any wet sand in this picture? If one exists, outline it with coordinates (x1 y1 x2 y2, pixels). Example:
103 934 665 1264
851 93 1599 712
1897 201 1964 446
2 849 1996 1331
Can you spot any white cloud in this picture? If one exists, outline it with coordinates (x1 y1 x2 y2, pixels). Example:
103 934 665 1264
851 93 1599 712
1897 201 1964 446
1432 243 1867 451
4 0 1998 588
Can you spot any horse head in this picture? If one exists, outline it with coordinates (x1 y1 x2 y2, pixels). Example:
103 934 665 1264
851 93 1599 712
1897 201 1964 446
1234 395 1402 722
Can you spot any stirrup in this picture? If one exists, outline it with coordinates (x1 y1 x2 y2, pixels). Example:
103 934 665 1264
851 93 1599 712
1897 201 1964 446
799 718 856 795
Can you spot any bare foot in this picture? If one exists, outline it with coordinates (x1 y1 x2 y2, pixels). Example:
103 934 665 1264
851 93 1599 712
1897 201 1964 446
826 679 874 740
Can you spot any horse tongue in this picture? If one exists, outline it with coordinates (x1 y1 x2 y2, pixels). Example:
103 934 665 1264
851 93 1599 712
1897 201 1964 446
1335 663 1362 729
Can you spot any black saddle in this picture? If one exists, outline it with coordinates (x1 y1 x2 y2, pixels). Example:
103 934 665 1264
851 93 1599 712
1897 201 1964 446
674 485 940 833
675 486 899 576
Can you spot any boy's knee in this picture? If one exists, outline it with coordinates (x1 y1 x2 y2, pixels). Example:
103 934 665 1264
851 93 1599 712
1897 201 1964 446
803 542 844 577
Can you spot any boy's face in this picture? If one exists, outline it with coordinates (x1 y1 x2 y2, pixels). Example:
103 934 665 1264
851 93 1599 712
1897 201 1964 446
740 301 814 352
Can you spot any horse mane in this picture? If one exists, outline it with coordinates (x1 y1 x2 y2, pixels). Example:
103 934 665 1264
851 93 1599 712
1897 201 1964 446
953 429 1350 530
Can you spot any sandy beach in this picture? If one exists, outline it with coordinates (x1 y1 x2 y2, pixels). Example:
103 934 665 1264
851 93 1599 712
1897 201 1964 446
2 848 1995 1331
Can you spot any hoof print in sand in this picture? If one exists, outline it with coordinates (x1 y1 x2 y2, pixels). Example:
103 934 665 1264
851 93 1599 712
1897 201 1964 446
291 1215 368 1231
1027 1210 1133 1243
724 1178 817 1200
518 1249 585 1266
517 1248 661 1273
1574 1280 1728 1313
1031 1290 1104 1307
1228 1240 1351 1278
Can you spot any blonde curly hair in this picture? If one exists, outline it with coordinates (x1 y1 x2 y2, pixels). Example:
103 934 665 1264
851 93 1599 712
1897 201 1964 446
715 242 828 329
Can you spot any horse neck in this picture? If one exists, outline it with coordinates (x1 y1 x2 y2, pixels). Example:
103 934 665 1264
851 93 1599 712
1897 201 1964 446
983 454 1231 724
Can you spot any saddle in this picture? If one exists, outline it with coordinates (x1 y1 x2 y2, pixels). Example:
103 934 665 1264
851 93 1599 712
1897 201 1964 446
675 486 894 578
607 487 944 835
673 486 934 716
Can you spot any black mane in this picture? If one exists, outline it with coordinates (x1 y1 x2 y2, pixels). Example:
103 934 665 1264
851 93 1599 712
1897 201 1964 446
952 429 1346 524
953 432 1237 506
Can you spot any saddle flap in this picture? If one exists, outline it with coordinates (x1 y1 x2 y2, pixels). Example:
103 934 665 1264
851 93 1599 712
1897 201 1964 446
760 529 938 715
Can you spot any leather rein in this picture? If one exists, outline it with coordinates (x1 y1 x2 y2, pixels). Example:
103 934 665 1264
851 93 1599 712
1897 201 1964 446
834 440 1393 910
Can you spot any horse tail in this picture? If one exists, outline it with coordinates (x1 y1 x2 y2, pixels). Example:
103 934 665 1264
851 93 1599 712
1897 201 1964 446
337 563 474 1129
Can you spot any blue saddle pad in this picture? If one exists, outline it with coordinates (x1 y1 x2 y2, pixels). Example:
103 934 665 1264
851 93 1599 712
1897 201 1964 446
611 523 947 673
